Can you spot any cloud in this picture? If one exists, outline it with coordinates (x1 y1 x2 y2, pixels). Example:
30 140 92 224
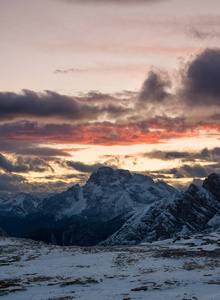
37 173 87 181
143 150 189 161
0 173 26 192
195 147 220 162
181 48 220 106
1 49 220 127
1 48 220 155
56 160 117 173
151 163 219 179
0 90 129 122
0 179 72 195
188 28 219 40
143 147 220 163
175 164 211 178
0 141 71 160
0 118 219 147
77 91 119 103
54 68 88 74
0 153 53 173
139 70 172 104
186 16 220 41
13 147 71 160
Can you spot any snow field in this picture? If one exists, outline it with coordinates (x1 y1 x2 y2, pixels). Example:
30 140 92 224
1 234 220 299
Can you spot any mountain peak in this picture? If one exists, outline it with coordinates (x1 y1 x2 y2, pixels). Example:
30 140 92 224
202 173 220 201
88 167 132 186
101 172 220 246
186 183 200 196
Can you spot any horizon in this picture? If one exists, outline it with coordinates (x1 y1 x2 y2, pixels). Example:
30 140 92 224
1 0 220 194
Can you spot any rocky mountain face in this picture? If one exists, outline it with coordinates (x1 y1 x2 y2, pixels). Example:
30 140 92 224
0 193 43 237
101 173 220 245
37 167 176 222
25 213 127 246
0 193 41 216
1 168 220 246
0 167 176 241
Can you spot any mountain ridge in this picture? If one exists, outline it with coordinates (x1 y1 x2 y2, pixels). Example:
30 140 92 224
0 167 220 246
101 173 220 245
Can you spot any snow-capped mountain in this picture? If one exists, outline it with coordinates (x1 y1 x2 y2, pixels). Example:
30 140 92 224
0 193 43 237
1 168 220 247
0 192 42 216
0 167 177 240
101 173 220 245
38 184 86 220
79 167 177 221
36 167 177 222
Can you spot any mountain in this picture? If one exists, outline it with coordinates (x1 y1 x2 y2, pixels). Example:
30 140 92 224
0 192 42 216
2 168 220 247
0 193 42 237
36 167 176 223
24 167 177 244
25 213 127 246
101 173 220 245
0 167 177 242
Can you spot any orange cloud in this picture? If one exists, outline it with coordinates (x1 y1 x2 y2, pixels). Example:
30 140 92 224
0 119 219 146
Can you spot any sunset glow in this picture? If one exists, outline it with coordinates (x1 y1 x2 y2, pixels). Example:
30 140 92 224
1 0 220 194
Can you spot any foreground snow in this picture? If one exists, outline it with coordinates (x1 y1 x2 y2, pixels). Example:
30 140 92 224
1 233 220 300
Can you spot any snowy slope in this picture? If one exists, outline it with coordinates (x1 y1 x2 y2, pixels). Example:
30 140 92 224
0 193 41 216
0 167 177 240
1 233 220 300
76 167 177 220
102 173 220 245
37 167 177 222
38 184 86 220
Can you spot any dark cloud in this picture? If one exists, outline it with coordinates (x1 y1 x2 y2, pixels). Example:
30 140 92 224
149 174 172 180
143 147 220 163
0 90 129 122
56 160 115 173
178 164 210 178
37 173 87 181
152 163 217 179
139 70 171 104
64 173 87 180
197 148 220 161
0 173 26 192
0 153 53 173
14 147 71 159
182 48 220 106
114 90 138 99
77 91 118 103
0 141 71 160
10 180 71 195
143 150 190 160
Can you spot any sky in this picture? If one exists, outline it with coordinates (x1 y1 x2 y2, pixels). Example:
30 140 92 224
1 0 220 195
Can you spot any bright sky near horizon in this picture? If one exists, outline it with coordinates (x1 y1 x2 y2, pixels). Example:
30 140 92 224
0 0 220 194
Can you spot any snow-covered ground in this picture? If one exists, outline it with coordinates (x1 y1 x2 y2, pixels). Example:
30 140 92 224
1 233 220 300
